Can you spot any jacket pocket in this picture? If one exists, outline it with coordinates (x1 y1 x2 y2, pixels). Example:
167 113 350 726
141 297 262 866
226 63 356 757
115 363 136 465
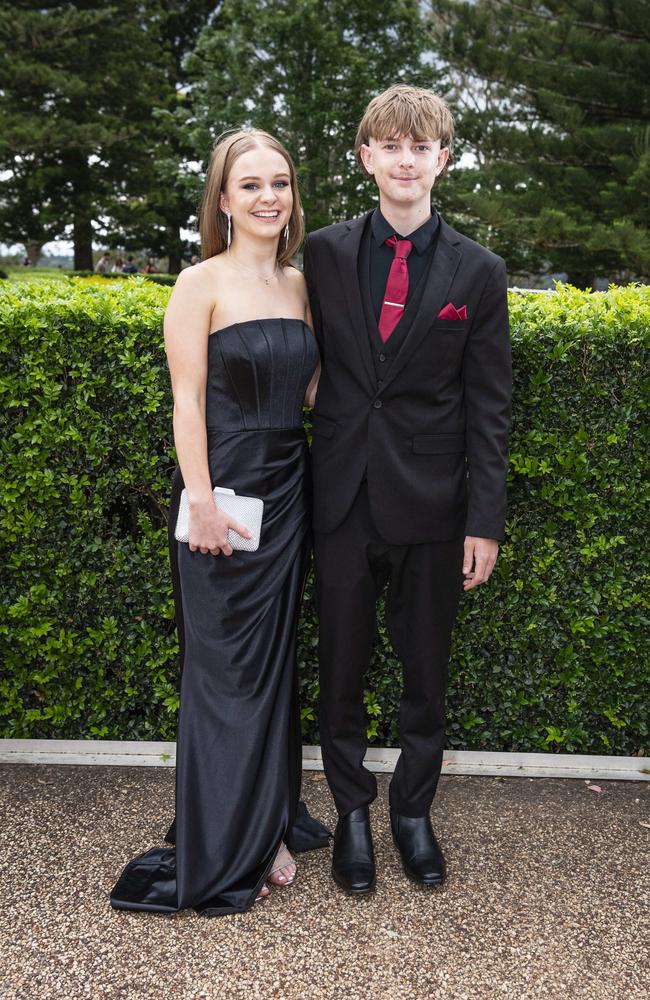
432 320 469 333
412 432 465 455
311 413 337 439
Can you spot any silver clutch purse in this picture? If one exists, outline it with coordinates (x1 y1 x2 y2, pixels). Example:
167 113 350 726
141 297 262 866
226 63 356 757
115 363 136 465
174 487 264 551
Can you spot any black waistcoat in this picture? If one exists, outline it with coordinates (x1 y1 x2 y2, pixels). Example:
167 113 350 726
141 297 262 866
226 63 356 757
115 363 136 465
357 220 437 384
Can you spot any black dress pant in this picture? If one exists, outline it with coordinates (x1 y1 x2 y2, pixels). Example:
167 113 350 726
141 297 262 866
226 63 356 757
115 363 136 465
314 483 464 818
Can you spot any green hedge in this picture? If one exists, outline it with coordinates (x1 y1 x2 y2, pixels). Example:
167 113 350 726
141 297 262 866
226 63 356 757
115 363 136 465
1 279 648 754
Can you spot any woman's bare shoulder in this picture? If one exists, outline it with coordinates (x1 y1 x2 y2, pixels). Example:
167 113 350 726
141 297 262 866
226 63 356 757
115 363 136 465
169 258 226 311
176 256 224 286
283 262 305 285
283 263 307 305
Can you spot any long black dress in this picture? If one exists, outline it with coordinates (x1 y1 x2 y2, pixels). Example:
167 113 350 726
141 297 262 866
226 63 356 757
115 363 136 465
110 318 329 916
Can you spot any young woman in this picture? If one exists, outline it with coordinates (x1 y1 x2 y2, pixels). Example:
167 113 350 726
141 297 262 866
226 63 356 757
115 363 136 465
110 130 327 916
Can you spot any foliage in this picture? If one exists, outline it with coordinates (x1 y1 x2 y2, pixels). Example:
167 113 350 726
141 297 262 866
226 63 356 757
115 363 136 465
0 0 436 266
0 278 177 739
1 280 648 754
68 272 177 286
108 0 219 273
0 2 175 269
446 283 649 753
2 270 178 286
140 274 178 287
4 1 648 289
185 0 433 231
431 0 650 285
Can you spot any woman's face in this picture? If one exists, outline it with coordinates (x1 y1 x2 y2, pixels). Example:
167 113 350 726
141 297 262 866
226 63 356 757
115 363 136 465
220 145 293 247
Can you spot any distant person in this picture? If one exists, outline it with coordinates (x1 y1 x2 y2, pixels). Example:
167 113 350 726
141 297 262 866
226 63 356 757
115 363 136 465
190 254 199 266
143 256 158 274
95 252 111 274
22 256 30 267
122 256 138 274
112 258 124 273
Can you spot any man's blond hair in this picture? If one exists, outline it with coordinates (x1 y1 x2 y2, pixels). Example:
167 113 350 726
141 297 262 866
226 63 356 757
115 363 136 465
355 85 455 180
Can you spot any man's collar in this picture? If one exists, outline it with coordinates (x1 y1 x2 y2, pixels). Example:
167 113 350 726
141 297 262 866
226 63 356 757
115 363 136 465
371 208 439 254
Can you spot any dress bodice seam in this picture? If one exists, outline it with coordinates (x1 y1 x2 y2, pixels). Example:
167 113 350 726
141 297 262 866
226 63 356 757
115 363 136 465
205 425 307 432
208 317 311 339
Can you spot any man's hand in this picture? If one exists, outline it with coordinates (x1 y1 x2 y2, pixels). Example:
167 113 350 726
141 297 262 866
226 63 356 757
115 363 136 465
463 536 499 591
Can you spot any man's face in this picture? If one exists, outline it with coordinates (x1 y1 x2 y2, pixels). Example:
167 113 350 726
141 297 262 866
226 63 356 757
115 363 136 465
359 134 449 208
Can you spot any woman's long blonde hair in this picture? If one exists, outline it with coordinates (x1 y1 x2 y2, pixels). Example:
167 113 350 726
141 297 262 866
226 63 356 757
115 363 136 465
199 129 304 266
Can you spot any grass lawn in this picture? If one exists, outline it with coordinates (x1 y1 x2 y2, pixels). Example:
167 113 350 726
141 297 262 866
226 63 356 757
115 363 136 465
3 267 70 283
2 268 176 287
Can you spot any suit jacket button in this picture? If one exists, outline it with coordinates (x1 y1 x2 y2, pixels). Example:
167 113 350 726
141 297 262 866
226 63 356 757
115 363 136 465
378 353 387 362
373 399 383 409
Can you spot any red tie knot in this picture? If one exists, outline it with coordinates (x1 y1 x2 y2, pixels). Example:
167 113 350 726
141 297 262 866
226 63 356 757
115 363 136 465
386 235 413 260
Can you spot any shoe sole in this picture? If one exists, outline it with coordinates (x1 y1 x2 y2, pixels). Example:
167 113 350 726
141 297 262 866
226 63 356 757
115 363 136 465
401 864 445 888
331 867 376 896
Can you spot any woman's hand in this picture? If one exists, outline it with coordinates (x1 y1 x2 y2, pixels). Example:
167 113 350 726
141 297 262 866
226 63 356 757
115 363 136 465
188 500 251 557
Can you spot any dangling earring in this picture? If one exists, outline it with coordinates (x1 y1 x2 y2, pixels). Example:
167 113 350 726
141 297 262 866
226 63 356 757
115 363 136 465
226 211 232 253
284 222 289 248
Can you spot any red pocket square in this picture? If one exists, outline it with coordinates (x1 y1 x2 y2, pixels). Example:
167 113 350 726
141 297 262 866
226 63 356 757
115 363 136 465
437 302 467 320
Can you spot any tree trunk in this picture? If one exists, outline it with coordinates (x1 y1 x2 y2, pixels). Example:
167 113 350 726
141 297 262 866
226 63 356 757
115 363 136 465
167 251 182 274
73 211 93 271
565 269 595 290
66 151 94 271
167 226 183 274
25 241 44 267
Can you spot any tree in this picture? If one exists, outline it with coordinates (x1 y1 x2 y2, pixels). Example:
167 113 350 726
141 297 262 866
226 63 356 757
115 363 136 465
184 0 435 233
431 0 650 285
0 155 62 265
0 1 171 270
108 1 221 273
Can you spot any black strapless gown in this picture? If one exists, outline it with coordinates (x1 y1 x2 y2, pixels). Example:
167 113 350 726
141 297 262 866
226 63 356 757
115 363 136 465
110 318 329 916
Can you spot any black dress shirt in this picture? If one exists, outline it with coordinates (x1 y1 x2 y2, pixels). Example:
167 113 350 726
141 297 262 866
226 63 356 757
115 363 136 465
369 208 440 321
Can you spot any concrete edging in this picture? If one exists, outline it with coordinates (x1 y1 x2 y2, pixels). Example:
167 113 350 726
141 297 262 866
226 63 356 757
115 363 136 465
0 739 648 781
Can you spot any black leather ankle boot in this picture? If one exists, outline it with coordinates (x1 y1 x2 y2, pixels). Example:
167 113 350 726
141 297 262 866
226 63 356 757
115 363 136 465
332 805 376 894
390 809 445 887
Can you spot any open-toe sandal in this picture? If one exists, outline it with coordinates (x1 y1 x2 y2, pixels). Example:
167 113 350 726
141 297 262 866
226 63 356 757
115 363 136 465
268 843 296 887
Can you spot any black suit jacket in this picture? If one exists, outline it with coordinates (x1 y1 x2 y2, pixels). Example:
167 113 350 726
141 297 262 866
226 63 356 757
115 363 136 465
303 212 512 545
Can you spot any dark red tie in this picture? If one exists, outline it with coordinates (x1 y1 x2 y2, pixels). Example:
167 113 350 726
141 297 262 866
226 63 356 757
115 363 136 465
378 235 413 342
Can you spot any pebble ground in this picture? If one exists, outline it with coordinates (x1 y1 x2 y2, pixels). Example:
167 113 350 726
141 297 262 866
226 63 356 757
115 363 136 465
1 764 648 1000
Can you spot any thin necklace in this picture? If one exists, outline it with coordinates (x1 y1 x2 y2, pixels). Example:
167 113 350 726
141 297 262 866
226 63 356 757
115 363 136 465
229 254 279 286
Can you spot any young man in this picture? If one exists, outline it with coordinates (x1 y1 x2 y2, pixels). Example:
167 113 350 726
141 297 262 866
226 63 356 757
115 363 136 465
303 85 511 894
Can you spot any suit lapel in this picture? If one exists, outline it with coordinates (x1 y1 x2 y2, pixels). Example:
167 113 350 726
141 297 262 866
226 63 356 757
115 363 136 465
377 220 462 395
335 213 376 390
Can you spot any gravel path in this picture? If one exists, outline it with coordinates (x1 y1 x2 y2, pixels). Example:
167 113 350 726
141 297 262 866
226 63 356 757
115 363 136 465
1 764 648 1000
